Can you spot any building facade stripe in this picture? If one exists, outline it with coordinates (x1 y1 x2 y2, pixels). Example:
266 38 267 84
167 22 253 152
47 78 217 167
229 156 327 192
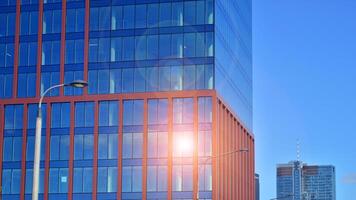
20 104 28 200
59 0 67 96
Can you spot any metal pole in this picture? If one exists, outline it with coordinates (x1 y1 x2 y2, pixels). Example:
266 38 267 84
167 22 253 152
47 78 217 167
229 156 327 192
32 84 64 200
32 108 42 200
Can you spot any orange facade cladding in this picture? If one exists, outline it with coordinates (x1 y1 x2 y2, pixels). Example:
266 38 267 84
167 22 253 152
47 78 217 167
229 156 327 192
0 90 254 200
214 98 255 200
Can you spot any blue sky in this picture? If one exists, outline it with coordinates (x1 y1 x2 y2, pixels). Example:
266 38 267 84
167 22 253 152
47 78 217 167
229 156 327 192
253 0 356 199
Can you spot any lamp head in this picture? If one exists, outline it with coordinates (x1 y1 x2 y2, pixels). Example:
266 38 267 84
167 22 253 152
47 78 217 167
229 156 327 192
67 80 88 88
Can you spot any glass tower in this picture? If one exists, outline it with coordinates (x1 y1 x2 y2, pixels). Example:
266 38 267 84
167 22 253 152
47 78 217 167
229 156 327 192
277 161 336 200
0 0 254 200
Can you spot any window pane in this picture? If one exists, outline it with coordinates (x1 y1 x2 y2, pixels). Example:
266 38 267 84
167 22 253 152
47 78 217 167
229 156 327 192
59 168 68 193
157 166 167 191
98 69 109 94
108 134 118 159
184 33 196 57
98 134 108 159
172 2 183 26
109 101 119 126
122 37 135 60
132 166 142 192
84 135 94 159
97 167 107 192
183 65 196 90
159 35 171 58
111 37 122 62
99 7 110 30
111 6 122 30
159 3 171 27
171 66 183 91
182 165 193 191
122 68 134 93
108 167 117 192
83 168 93 192
147 166 157 192
74 135 83 160
184 1 196 25
60 135 70 160
147 4 158 28
146 67 158 92
135 4 146 28
159 67 170 91
132 133 143 158
122 133 132 159
49 168 59 193
134 67 145 92
147 35 158 59
122 167 131 192
110 69 121 93
73 168 83 193
123 5 134 29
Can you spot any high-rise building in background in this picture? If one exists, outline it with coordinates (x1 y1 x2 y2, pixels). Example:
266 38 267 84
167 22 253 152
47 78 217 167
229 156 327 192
255 173 260 200
277 161 336 200
0 0 253 200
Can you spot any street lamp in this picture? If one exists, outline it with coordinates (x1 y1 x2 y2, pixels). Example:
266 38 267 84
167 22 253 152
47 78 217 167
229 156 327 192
196 148 249 200
32 80 88 200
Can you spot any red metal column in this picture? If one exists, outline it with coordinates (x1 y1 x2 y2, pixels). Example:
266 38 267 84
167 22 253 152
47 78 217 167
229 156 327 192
232 119 236 200
83 0 89 95
20 104 28 200
44 102 51 200
142 99 147 200
167 97 173 200
227 112 231 200
0 105 3 195
67 101 75 200
12 0 21 98
36 0 44 98
116 99 123 200
92 101 98 200
193 97 198 200
218 102 223 200
59 0 67 95
211 96 217 200
238 124 242 200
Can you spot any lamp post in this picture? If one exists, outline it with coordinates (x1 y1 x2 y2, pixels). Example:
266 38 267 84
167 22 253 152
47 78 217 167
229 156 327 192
32 80 88 200
196 148 249 200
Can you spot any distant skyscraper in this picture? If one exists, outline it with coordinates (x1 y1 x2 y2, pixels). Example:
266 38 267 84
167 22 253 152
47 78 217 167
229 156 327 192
277 161 336 200
255 173 260 200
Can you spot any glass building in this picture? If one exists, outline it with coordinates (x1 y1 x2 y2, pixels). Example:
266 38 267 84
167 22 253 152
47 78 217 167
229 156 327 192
0 0 254 200
277 161 336 200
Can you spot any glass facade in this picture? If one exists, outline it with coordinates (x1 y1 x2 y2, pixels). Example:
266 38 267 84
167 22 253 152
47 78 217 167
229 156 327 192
0 0 253 200
277 162 336 200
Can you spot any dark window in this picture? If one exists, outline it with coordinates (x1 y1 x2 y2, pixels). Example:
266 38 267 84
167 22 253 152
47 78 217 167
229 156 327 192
159 3 171 27
99 101 119 126
122 68 134 93
135 4 147 28
172 2 183 26
65 39 84 64
123 5 134 29
122 166 142 192
64 71 83 96
183 65 196 90
17 73 36 97
66 8 84 32
134 67 145 92
50 135 70 160
147 4 158 28
74 134 93 160
122 37 135 61
111 6 123 30
75 102 94 127
0 74 13 98
4 105 23 130
49 168 68 193
43 10 61 34
98 134 118 159
41 72 60 96
73 168 92 193
159 67 170 91
146 67 158 92
97 167 117 192
147 35 158 60
51 103 70 128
